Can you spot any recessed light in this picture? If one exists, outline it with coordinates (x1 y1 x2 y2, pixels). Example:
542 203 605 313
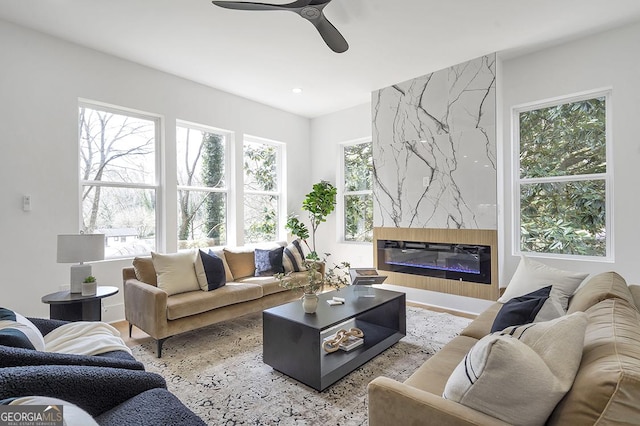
292 88 303 94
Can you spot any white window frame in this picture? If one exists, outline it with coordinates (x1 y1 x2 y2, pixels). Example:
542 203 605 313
511 88 613 262
176 120 232 247
242 135 286 243
339 137 373 244
78 99 163 259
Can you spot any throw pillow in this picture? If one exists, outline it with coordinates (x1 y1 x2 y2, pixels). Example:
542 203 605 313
222 247 256 280
629 284 640 312
132 257 157 286
490 286 551 332
151 251 200 296
0 308 45 351
208 248 234 282
499 255 588 311
443 312 588 426
2 396 99 426
195 250 226 291
254 246 285 277
283 239 307 273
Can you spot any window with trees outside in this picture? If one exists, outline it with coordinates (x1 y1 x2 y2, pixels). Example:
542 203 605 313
515 91 610 259
342 141 373 243
79 103 159 258
177 123 229 249
243 138 283 243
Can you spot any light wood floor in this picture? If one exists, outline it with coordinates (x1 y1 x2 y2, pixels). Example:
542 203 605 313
112 302 476 349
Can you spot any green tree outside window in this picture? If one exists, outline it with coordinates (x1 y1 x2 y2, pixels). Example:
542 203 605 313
517 95 608 257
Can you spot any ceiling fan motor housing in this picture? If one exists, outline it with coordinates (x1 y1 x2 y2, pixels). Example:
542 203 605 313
301 7 321 20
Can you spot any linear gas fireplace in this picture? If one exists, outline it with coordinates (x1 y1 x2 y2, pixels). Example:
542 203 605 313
377 240 491 284
373 228 499 300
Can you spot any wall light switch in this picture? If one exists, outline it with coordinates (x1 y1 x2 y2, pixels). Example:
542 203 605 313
22 195 31 211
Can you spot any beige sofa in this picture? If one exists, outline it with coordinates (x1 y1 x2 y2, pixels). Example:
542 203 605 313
123 242 302 357
368 271 640 425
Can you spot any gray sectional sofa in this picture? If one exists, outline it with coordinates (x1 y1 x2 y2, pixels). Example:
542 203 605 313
0 315 205 425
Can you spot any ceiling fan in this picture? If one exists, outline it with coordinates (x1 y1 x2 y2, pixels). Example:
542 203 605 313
211 0 349 53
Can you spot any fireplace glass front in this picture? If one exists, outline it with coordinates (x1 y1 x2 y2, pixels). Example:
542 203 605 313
377 239 491 284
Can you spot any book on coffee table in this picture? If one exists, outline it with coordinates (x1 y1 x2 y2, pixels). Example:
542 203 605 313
339 335 364 351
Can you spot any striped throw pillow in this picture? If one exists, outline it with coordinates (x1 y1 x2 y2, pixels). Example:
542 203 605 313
443 312 587 426
283 240 307 273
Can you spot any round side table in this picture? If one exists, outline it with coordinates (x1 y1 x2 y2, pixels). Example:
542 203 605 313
41 286 119 321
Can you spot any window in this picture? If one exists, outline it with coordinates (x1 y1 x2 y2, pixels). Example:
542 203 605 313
243 137 283 243
79 103 159 258
176 123 229 249
514 91 610 258
342 140 373 243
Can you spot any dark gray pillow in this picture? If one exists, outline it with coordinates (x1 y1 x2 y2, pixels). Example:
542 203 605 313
491 286 552 333
197 250 226 291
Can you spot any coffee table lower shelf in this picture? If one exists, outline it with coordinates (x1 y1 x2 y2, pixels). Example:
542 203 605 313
263 287 406 391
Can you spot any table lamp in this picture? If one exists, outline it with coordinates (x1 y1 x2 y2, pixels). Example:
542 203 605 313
57 233 105 293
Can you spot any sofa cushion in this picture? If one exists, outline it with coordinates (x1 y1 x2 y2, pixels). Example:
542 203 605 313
0 308 45 351
208 248 234 282
548 298 640 425
443 313 587 426
283 239 307 273
152 251 200 296
254 246 285 277
405 335 479 395
630 284 640 312
236 276 288 296
195 250 226 291
460 302 502 340
499 255 588 316
490 286 551 332
166 283 263 320
132 257 157 286
567 271 635 313
223 247 256 280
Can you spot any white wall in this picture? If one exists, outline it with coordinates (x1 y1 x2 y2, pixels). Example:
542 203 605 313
309 103 373 267
0 20 311 320
499 21 640 285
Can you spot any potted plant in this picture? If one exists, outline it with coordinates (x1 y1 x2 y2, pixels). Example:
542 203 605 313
82 275 97 296
277 181 350 313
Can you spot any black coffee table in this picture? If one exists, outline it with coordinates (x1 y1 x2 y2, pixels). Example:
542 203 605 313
263 286 406 391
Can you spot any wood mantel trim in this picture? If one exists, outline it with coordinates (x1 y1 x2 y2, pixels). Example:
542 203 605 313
373 227 499 301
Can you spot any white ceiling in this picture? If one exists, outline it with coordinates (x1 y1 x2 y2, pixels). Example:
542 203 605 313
2 0 640 118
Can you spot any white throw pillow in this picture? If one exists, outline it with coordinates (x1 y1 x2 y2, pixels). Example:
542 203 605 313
499 256 588 318
151 251 199 296
5 396 98 426
443 312 587 426
15 313 45 351
0 308 45 351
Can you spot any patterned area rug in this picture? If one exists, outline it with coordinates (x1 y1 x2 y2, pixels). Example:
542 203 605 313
131 307 471 425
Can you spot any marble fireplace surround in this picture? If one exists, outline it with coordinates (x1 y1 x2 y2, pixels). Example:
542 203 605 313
373 227 499 301
372 54 497 231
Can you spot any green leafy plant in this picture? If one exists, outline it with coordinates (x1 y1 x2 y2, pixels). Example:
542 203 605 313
83 275 96 283
277 181 350 294
285 181 337 259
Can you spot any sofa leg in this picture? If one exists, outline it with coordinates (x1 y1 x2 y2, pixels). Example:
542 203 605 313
157 338 167 358
128 323 133 338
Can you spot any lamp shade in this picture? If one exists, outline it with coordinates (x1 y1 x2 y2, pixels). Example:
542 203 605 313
57 234 105 263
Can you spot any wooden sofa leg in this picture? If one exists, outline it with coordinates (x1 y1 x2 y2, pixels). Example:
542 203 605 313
128 323 133 338
157 338 167 358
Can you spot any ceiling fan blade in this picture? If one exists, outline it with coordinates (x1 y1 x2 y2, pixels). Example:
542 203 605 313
212 0 312 11
312 14 348 53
